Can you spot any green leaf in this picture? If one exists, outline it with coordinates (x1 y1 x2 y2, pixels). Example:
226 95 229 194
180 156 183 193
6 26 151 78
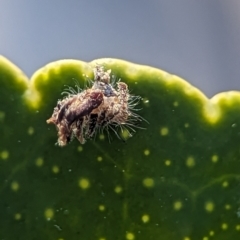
1 55 240 240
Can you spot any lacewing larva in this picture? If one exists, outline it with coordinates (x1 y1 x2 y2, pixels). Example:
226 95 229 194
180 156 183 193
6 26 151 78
46 65 145 146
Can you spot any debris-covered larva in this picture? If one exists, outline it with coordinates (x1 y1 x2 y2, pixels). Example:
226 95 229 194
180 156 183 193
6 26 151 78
46 65 145 146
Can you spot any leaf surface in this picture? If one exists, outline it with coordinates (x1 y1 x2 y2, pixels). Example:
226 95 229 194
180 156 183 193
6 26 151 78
1 56 240 240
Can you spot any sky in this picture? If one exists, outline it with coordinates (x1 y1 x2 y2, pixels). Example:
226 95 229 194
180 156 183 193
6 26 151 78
0 0 240 97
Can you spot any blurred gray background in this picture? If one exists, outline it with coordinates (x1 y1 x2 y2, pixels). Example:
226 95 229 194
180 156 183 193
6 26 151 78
0 0 240 97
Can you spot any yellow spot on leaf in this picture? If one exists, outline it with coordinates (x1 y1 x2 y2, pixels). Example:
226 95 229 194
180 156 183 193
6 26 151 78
174 201 183 211
0 111 5 121
144 149 150 156
121 129 131 140
52 165 59 174
221 223 228 230
44 208 54 220
183 237 190 240
160 127 169 136
24 87 41 108
97 156 103 162
14 213 21 220
186 156 195 168
165 160 171 166
79 178 90 190
99 134 105 140
184 123 189 128
126 232 135 240
143 178 154 188
98 205 105 211
99 238 106 240
202 237 208 240
142 214 150 223
173 101 179 107
143 98 149 106
77 146 83 152
205 201 215 212
225 204 231 210
1 150 9 160
236 225 240 231
27 126 34 135
35 157 44 167
114 186 122 194
209 231 214 236
222 181 228 188
11 181 19 191
211 155 218 163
